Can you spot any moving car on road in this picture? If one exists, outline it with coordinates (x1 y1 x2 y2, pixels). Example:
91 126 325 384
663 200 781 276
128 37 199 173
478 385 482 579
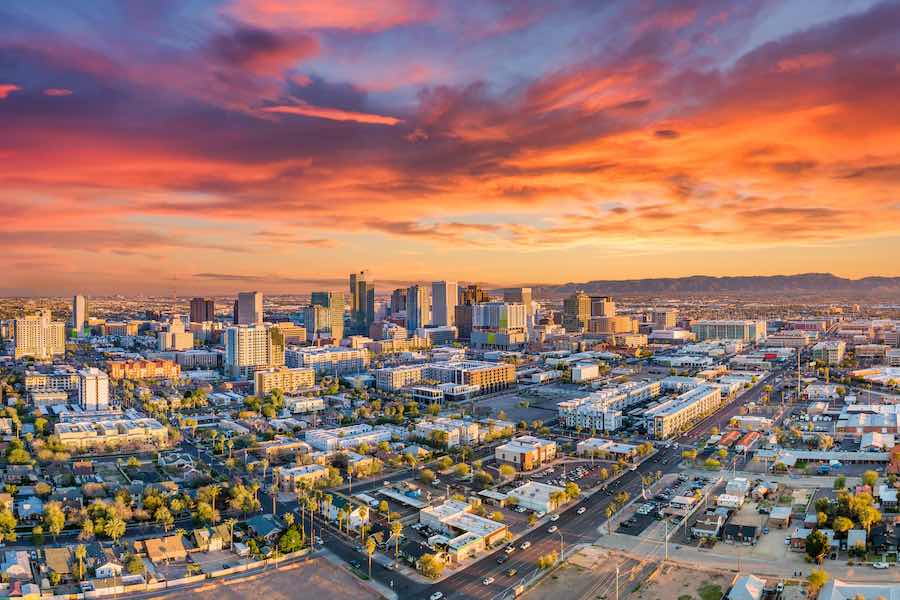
483 577 495 585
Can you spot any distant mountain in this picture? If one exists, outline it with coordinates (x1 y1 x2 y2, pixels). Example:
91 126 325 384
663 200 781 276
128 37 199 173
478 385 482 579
501 273 900 299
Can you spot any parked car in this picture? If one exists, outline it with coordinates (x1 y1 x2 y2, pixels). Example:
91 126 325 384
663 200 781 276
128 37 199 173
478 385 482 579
430 593 444 600
548 525 558 533
505 545 515 554
873 562 890 569
550 514 560 522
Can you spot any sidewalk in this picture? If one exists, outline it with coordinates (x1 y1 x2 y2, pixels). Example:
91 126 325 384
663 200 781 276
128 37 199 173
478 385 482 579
320 548 399 600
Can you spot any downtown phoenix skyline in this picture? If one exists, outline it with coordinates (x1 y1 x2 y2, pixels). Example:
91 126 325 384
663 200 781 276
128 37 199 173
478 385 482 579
3 0 900 295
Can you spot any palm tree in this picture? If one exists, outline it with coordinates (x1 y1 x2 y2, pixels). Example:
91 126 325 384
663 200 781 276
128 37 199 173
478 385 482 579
74 544 87 581
269 484 279 515
605 505 614 535
306 497 318 542
391 521 402 558
284 513 295 528
225 518 237 548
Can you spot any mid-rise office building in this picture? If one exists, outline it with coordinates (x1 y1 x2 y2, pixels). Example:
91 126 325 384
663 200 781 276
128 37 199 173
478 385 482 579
471 302 527 350
691 320 767 343
224 324 285 379
563 291 591 333
253 366 316 396
13 310 65 360
310 291 345 341
24 368 80 393
812 340 846 365
78 367 110 411
235 291 263 325
646 385 723 439
423 360 515 393
416 325 458 346
590 295 616 317
495 436 557 471
651 308 678 330
407 284 430 332
189 297 216 323
374 365 425 391
431 281 458 327
72 295 88 337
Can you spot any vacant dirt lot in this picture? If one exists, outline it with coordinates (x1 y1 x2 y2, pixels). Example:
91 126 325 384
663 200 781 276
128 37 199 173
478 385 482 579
631 562 729 600
162 558 379 600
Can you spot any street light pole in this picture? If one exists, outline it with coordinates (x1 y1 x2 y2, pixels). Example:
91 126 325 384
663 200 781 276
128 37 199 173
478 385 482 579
615 564 620 600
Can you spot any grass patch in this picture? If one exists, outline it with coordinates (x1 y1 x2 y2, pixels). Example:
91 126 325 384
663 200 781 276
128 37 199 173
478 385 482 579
678 595 694 600
697 582 722 600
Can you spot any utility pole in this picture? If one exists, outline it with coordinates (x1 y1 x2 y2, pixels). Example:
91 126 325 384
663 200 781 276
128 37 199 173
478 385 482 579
615 565 620 600
664 518 668 562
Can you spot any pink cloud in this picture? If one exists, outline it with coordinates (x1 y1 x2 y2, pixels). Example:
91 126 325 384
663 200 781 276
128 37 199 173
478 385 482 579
43 88 73 96
0 84 22 99
262 102 402 125
777 52 834 72
224 0 435 32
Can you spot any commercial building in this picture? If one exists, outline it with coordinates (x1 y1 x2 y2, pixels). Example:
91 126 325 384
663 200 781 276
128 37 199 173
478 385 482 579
175 349 222 369
431 281 458 327
587 315 636 335
418 500 508 562
72 294 88 337
563 291 591 333
24 368 79 393
107 359 180 381
505 481 566 513
557 380 662 432
235 291 264 325
157 317 194 351
285 345 369 376
274 464 329 490
590 295 616 317
423 361 515 394
651 308 677 330
645 385 723 439
691 320 767 343
765 330 811 348
407 284 430 332
349 271 375 333
812 340 846 365
375 365 425 391
310 291 345 341
13 309 65 360
495 436 557 471
253 366 316 396
304 304 337 342
416 325 457 346
78 367 110 411
224 324 285 379
454 285 489 341
189 297 215 323
575 438 638 459
471 302 527 350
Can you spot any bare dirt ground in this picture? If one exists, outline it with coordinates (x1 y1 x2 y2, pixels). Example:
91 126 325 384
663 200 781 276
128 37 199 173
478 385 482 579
629 561 729 600
161 557 380 600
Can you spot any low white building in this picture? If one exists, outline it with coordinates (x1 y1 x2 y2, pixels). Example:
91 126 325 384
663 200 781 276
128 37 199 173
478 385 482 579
505 481 566 513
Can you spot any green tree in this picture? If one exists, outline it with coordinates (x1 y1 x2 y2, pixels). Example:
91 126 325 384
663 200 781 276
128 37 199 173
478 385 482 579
366 536 376 578
499 464 516 480
420 468 436 485
807 569 829 595
833 475 846 490
0 509 17 542
43 501 65 541
74 544 87 580
32 525 44 546
419 553 444 579
278 527 304 553
155 506 174 532
832 516 853 537
454 463 471 478
805 530 829 564
862 470 879 488
391 520 402 558
105 517 126 543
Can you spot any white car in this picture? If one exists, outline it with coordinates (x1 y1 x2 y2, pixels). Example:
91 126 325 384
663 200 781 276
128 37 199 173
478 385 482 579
548 525 558 533
550 514 560 522
483 577 495 585
430 593 444 600
577 507 587 515
505 546 515 554
873 562 890 569
521 541 531 550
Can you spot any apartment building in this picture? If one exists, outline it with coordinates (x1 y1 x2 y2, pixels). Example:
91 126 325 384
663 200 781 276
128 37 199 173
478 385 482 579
253 366 316 396
175 349 222 369
414 418 479 448
24 369 79 393
274 464 329 490
494 436 557 471
691 320 767 343
78 368 110 411
107 359 181 381
374 365 425 391
812 340 846 365
224 324 285 379
13 310 65 360
304 424 393 451
55 418 167 449
157 317 194 351
646 385 723 439
285 345 369 376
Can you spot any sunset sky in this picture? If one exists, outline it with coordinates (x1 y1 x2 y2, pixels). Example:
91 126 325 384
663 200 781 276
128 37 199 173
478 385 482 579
2 0 900 295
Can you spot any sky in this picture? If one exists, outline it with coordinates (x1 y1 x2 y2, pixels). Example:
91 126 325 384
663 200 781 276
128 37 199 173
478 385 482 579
2 0 900 295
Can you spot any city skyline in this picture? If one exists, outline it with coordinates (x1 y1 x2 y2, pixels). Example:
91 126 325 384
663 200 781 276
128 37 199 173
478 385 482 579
3 1 900 295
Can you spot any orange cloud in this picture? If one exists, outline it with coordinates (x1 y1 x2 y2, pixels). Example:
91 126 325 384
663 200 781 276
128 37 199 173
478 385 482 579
224 0 435 32
0 84 21 99
262 103 402 125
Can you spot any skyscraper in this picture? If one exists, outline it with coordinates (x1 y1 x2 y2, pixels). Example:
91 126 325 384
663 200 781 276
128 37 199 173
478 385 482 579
455 284 488 341
406 284 430 332
431 281 458 326
459 284 488 305
72 294 88 337
563 290 591 332
224 324 285 379
190 297 216 323
236 291 263 325
590 295 616 317
349 271 375 332
13 309 65 360
390 288 407 315
504 287 533 334
310 291 345 341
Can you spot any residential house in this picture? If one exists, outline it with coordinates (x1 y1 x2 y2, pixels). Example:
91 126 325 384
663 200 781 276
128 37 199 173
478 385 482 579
44 547 72 580
142 535 187 564
0 551 32 581
245 514 282 541
728 574 765 600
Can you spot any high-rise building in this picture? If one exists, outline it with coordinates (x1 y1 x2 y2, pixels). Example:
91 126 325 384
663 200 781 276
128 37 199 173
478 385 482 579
651 308 678 330
459 284 488 305
310 291 345 341
158 316 194 351
471 302 528 349
78 367 110 411
390 288 407 316
454 284 487 341
190 297 216 323
13 310 65 360
590 295 616 317
236 291 264 325
349 271 374 332
431 281 458 326
407 284 430 332
563 291 591 332
504 288 534 333
71 295 88 337
304 305 335 341
224 324 286 379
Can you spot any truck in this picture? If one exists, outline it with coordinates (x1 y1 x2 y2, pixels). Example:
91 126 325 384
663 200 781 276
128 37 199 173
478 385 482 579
816 465 831 475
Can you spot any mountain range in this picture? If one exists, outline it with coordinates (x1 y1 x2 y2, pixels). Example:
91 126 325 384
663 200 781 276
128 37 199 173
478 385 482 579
505 273 900 299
